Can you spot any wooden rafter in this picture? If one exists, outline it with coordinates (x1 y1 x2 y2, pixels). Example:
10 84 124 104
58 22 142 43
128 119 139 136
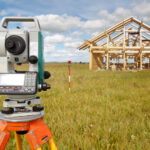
133 19 143 46
78 17 150 50
78 17 134 50
84 40 97 46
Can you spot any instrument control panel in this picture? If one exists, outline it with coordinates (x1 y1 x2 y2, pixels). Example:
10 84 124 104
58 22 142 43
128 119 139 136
0 72 37 95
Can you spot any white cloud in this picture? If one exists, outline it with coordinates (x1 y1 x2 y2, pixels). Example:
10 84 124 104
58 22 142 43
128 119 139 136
98 7 132 26
37 13 113 35
91 32 100 37
43 32 87 62
132 1 150 22
97 2 150 25
71 31 83 36
44 33 82 50
133 1 150 15
37 14 82 33
80 7 131 34
36 10 133 38
45 48 75 62
44 46 89 62
64 41 81 48
37 13 117 35
44 44 55 53
113 8 132 20
44 34 82 57
82 19 106 32
44 34 72 44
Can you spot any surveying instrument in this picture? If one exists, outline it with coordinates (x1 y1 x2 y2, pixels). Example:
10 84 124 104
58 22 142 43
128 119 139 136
0 17 57 150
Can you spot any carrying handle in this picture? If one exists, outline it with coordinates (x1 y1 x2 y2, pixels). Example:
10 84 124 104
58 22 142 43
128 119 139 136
0 17 40 30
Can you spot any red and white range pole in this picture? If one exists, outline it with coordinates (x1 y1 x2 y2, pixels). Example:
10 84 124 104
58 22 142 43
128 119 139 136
68 60 71 92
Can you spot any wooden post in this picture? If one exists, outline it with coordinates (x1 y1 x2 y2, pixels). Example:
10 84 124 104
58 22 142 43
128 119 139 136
134 57 137 69
106 52 109 70
100 55 104 66
123 52 126 70
140 28 142 47
89 46 93 70
123 24 126 71
96 54 104 69
105 33 109 70
140 52 142 70
137 57 139 69
117 57 119 70
139 30 143 71
149 57 150 69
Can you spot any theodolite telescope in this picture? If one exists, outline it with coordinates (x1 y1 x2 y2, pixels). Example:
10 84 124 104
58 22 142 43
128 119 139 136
0 17 51 122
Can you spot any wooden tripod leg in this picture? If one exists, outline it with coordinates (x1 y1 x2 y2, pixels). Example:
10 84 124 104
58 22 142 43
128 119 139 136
48 138 58 150
15 132 23 150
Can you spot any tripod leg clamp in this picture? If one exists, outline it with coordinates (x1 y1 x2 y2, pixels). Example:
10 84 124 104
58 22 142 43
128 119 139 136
26 118 53 150
0 118 53 150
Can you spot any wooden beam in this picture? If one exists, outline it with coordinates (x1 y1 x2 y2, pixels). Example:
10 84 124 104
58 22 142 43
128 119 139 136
93 54 104 68
132 20 143 46
140 30 143 48
89 46 93 70
84 40 97 46
142 35 150 41
109 35 114 45
100 55 104 68
106 53 109 70
93 51 105 53
101 27 132 46
149 58 150 69
93 50 141 54
144 32 150 37
91 46 150 50
131 23 139 29
102 33 123 46
140 52 143 70
123 52 126 70
126 30 149 32
132 18 150 31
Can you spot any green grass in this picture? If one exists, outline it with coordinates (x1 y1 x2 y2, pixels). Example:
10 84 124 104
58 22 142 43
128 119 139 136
1 63 150 150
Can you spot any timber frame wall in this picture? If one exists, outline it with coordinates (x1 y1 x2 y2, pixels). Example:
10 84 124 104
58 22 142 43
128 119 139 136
78 17 150 71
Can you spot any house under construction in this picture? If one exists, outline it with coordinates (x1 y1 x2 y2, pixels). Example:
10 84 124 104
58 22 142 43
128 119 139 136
78 17 150 71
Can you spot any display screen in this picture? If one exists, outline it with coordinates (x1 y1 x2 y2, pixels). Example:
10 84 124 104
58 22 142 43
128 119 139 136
0 74 25 86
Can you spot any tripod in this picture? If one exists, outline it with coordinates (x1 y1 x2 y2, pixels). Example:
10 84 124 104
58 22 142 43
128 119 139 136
0 117 58 150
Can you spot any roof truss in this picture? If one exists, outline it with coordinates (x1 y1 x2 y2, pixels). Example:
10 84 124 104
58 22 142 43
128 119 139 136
78 17 150 50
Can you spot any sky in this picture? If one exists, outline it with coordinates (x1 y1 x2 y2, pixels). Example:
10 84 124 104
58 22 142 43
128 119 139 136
0 0 150 62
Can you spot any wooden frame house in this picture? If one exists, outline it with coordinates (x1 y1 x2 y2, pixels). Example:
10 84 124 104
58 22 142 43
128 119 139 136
78 17 150 71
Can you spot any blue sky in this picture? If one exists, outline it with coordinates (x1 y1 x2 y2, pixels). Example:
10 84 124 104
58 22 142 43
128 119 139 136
0 0 150 62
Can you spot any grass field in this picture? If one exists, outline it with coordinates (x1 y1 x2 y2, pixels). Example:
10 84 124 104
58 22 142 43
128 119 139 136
1 63 150 150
